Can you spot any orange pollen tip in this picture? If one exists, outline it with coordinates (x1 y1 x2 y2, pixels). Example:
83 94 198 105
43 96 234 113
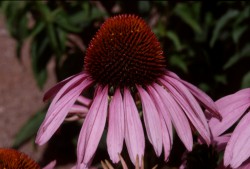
84 14 166 87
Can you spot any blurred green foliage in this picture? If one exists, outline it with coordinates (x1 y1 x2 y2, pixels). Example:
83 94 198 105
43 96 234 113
0 1 250 168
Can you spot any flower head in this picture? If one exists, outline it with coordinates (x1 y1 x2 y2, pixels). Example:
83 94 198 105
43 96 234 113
209 88 250 168
0 148 56 169
36 14 220 168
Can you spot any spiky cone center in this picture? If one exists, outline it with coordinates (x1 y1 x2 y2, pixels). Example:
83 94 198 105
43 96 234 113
0 148 40 169
85 14 166 87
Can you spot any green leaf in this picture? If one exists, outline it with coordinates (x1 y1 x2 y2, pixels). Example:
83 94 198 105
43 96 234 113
210 10 239 47
169 55 188 73
232 25 247 44
214 74 227 85
224 43 250 69
54 10 82 33
234 6 250 26
223 53 241 70
12 109 46 148
174 3 202 34
46 23 61 57
29 22 45 38
57 27 67 53
241 71 250 88
166 31 182 51
31 32 52 89
138 1 150 13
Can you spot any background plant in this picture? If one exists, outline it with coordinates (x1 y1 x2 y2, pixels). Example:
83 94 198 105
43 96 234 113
0 1 249 168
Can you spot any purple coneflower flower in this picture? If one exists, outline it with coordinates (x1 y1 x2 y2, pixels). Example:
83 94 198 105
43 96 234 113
36 14 220 168
209 88 250 168
0 148 56 169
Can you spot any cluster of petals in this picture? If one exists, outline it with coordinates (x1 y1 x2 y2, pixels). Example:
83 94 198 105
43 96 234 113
209 88 250 168
36 69 220 168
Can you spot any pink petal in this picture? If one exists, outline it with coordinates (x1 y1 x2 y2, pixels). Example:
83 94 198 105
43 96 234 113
77 95 92 107
42 160 56 169
213 134 231 152
147 85 173 161
224 112 250 168
209 90 250 137
210 104 249 138
137 86 163 156
71 163 88 169
166 71 221 120
107 88 125 163
153 83 193 151
237 158 250 169
36 78 92 145
46 73 89 119
77 86 108 167
43 72 85 101
161 77 210 145
69 104 88 114
124 88 145 165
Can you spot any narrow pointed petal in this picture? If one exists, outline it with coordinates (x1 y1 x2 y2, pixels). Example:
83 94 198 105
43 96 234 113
153 83 193 151
43 73 84 101
77 95 92 107
46 73 88 119
224 112 250 168
161 77 211 144
213 134 231 152
42 160 56 169
166 71 221 120
237 158 250 169
124 88 145 165
209 89 250 137
147 85 172 161
69 104 88 114
77 86 108 167
36 78 92 145
160 114 172 161
137 86 163 156
107 88 125 163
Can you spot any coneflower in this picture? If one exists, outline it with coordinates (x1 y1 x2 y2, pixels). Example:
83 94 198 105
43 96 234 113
36 14 221 169
209 88 250 168
0 148 55 169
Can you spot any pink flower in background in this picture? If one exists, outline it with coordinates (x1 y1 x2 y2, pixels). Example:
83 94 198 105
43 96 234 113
36 14 220 168
209 88 250 168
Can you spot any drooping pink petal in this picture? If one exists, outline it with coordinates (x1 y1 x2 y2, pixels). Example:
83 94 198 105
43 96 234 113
77 95 92 107
69 104 89 114
216 88 250 110
213 134 231 152
77 86 108 168
46 73 89 119
147 85 173 161
107 88 125 163
237 158 250 169
153 83 193 151
209 89 250 137
43 72 84 101
137 85 163 156
42 160 56 169
224 112 250 168
160 76 211 145
210 104 249 138
165 71 221 120
124 87 145 165
36 78 92 145
71 163 88 169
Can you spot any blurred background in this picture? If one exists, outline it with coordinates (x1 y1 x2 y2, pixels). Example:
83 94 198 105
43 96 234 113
0 1 249 169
